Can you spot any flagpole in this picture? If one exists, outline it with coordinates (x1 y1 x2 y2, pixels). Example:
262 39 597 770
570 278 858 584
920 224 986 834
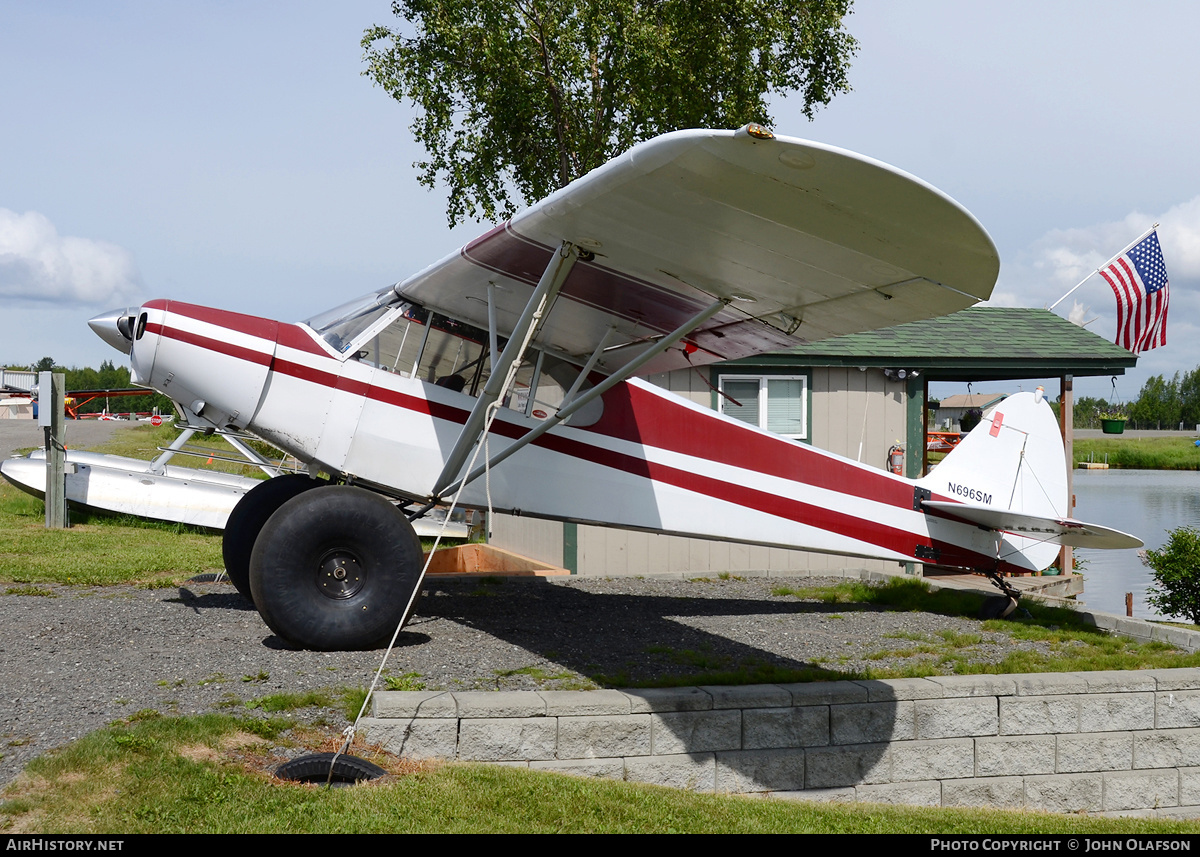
1047 222 1159 311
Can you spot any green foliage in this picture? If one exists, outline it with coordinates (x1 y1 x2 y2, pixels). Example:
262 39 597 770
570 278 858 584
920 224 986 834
0 479 224 585
1073 395 1113 429
1114 366 1200 430
24 359 173 416
1144 527 1200 625
3 585 56 597
1181 367 1200 429
1074 366 1200 430
1129 372 1182 429
362 0 858 226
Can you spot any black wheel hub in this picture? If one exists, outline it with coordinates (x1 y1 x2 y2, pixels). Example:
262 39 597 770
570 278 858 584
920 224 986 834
317 550 365 600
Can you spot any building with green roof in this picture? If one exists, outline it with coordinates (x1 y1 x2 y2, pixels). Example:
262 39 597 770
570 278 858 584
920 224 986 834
742 306 1136 381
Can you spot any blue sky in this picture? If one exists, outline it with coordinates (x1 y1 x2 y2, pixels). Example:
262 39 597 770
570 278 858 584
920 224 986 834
3 1 1198 402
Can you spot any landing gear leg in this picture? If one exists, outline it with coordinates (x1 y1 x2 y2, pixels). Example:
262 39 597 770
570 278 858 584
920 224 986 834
978 568 1020 620
248 485 423 651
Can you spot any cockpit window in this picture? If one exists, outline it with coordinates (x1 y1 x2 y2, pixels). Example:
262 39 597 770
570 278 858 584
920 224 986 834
304 286 404 354
306 291 603 424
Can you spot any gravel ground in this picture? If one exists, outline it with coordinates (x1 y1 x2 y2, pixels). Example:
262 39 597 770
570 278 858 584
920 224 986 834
0 573 1067 787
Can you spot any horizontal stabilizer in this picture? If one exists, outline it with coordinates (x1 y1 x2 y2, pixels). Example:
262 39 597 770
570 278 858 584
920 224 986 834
922 500 1143 550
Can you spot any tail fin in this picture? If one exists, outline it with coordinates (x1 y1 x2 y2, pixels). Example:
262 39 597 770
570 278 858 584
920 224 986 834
918 390 1141 571
919 389 1066 521
919 390 1066 571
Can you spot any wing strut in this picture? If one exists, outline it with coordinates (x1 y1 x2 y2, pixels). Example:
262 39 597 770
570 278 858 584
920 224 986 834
564 325 618 405
431 297 726 504
430 241 580 497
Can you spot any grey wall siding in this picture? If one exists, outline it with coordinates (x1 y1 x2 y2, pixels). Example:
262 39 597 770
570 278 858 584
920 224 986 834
810 366 907 465
490 367 910 577
488 516 565 569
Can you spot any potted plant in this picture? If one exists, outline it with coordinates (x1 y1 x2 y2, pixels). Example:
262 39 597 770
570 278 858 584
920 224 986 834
959 408 983 434
1099 410 1127 434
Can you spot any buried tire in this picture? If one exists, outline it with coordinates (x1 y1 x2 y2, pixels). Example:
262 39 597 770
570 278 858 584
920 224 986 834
222 474 320 603
275 752 386 785
249 485 423 651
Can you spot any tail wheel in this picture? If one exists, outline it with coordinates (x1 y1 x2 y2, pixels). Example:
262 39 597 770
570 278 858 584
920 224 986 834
979 595 1018 620
249 485 423 651
222 474 319 603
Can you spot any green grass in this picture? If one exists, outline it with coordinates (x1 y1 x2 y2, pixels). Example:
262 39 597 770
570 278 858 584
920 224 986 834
3 585 56 597
244 690 340 714
0 425 237 585
384 672 427 691
1074 436 1200 469
762 577 1200 680
769 580 878 603
0 479 224 586
3 714 1198 834
491 665 598 690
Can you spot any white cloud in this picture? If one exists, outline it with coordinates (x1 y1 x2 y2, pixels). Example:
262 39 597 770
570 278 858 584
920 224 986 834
0 209 142 305
976 196 1200 400
993 196 1200 309
1157 197 1200 280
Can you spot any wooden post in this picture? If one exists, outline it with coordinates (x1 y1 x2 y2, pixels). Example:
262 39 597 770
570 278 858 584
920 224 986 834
40 371 67 529
905 374 926 479
1058 374 1073 575
905 374 927 577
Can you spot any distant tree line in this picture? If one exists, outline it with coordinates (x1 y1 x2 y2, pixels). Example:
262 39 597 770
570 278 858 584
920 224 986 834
17 357 174 417
1074 368 1200 430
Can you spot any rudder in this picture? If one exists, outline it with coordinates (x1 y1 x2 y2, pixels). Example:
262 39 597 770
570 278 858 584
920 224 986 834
918 389 1067 571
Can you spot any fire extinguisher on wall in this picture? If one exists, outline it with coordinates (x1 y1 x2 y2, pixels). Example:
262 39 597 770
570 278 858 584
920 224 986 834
887 443 905 476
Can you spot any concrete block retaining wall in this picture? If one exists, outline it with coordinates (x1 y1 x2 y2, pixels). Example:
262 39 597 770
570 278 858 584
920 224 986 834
364 668 1200 817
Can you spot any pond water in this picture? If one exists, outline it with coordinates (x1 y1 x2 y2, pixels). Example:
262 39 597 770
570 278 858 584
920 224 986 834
1073 469 1200 619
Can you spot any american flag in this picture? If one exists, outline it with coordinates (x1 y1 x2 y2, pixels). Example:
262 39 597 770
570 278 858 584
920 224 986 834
1098 230 1170 354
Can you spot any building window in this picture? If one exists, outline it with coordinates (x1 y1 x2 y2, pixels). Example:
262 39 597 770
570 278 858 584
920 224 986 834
717 375 808 440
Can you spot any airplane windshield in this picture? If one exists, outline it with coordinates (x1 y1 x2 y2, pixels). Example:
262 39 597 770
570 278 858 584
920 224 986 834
304 287 403 354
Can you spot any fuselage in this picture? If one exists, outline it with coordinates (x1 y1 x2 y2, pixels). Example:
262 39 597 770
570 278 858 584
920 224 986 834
104 297 1045 575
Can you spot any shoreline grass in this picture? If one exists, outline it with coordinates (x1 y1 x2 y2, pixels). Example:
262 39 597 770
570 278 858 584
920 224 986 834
1074 436 1200 470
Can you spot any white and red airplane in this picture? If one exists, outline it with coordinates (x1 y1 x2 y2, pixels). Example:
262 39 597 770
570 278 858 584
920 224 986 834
87 126 1140 651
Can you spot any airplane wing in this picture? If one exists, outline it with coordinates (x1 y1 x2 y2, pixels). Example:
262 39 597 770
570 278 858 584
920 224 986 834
394 127 1000 376
922 500 1144 550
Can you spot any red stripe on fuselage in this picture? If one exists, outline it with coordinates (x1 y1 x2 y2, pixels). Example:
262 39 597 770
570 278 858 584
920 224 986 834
144 321 272 367
586 381 915 509
145 300 280 341
276 322 332 356
151 314 1001 569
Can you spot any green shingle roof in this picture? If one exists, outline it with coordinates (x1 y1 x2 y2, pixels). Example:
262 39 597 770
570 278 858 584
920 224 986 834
724 307 1136 381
